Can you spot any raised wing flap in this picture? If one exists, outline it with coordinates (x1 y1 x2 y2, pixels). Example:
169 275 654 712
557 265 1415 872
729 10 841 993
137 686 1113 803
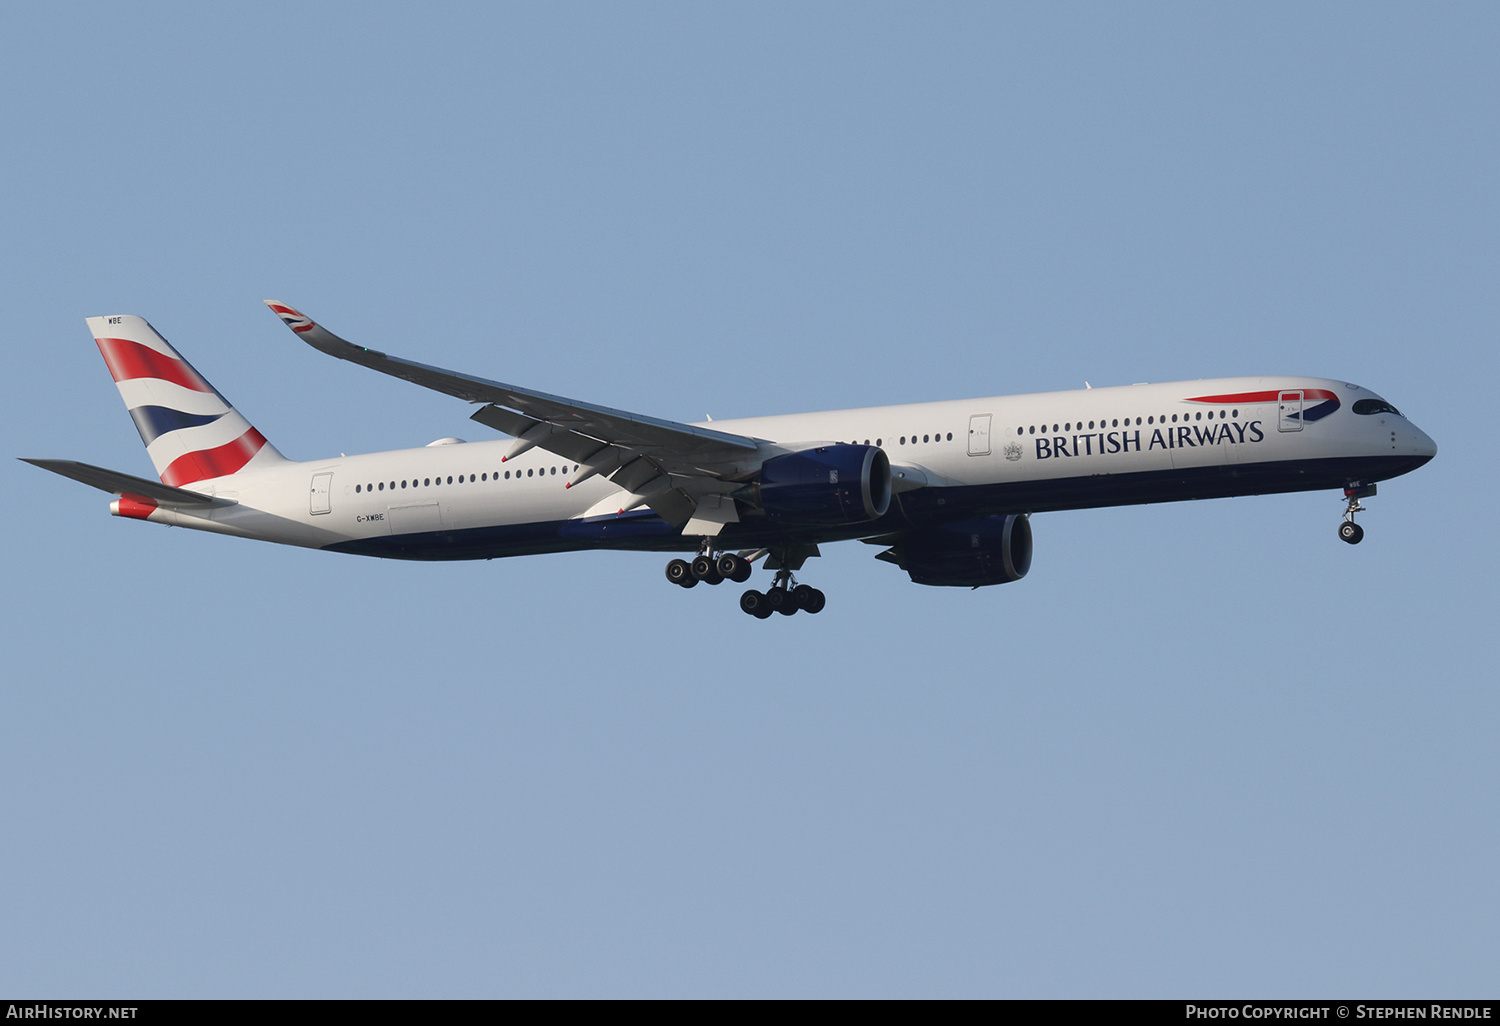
468 408 611 464
22 459 236 507
466 403 535 438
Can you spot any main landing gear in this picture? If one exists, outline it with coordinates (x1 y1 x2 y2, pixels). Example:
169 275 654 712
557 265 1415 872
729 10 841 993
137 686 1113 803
737 570 826 619
1339 482 1376 545
665 544 753 589
664 542 826 618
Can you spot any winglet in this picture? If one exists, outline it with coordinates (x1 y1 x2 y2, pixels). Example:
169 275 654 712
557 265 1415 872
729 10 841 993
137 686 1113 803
264 301 316 334
263 300 384 362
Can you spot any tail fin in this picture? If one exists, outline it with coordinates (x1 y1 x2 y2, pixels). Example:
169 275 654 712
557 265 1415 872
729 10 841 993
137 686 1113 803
87 315 288 487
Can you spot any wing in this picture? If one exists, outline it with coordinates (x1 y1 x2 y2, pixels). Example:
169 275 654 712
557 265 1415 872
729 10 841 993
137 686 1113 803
265 302 773 527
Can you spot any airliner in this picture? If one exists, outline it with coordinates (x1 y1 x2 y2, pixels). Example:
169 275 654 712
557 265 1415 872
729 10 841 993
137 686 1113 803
24 303 1437 618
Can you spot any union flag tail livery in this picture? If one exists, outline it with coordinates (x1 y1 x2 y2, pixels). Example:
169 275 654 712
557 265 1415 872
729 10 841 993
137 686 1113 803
26 303 1437 618
87 315 287 486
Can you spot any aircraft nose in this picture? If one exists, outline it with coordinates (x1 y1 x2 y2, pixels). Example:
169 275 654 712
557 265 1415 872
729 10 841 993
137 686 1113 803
1409 423 1438 461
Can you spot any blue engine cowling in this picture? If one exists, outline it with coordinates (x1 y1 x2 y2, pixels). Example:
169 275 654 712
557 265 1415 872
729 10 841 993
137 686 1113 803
754 444 892 524
877 514 1033 587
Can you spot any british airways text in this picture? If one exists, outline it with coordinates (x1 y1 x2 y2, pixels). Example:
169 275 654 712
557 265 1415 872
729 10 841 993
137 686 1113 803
1035 420 1266 459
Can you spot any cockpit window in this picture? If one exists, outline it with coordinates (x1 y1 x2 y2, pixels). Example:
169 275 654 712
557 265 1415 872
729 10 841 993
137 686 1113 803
1353 398 1402 417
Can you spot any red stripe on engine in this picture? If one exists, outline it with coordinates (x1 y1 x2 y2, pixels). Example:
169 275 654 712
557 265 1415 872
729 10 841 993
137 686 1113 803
114 494 159 520
1187 389 1337 404
160 427 267 486
95 337 212 392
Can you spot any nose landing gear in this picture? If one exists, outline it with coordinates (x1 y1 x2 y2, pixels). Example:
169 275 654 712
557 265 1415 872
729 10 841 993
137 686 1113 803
1339 482 1376 544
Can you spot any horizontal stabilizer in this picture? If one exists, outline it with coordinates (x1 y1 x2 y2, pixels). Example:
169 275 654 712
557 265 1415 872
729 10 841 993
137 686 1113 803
20 459 236 507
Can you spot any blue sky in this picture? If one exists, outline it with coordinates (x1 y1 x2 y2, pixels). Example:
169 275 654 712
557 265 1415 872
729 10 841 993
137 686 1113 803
2 2 1495 997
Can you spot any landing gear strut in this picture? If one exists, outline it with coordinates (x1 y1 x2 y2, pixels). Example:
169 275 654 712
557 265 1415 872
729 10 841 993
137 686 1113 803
1339 482 1375 545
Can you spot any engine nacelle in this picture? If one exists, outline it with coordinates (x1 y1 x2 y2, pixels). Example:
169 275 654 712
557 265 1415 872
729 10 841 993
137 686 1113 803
754 444 892 525
877 514 1033 587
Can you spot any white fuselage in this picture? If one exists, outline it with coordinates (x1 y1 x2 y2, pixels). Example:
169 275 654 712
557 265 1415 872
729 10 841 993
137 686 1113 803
124 375 1437 560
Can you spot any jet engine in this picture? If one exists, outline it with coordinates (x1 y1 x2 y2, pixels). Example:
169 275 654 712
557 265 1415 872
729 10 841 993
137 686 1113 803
876 514 1033 587
752 444 891 525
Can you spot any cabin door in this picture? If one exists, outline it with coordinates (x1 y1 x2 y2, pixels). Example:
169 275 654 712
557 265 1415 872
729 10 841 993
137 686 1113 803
968 414 992 456
1278 391 1304 432
309 473 333 515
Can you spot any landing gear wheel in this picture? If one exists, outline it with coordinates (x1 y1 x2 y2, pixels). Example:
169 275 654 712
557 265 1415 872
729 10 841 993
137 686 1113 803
794 585 826 614
1339 521 1364 545
764 587 790 614
666 559 696 587
740 590 773 618
691 555 723 584
718 553 752 583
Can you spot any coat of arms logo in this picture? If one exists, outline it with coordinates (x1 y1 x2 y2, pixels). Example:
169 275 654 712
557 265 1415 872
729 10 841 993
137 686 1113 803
1003 441 1023 462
